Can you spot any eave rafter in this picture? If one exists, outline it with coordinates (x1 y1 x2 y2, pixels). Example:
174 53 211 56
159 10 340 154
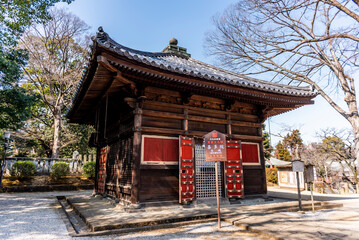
101 55 314 107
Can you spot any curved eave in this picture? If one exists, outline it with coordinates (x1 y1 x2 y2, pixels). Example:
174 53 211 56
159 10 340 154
96 36 317 98
67 38 317 123
104 54 316 107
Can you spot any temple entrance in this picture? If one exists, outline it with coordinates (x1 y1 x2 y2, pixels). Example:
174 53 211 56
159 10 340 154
195 144 222 199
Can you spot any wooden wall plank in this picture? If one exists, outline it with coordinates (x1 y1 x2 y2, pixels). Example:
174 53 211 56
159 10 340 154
139 169 179 202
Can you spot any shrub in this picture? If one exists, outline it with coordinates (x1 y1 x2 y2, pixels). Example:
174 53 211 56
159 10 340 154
83 161 96 178
10 161 36 178
266 168 278 184
51 162 70 178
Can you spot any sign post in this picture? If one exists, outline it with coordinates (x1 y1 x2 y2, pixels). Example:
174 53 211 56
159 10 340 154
204 130 227 229
304 164 315 213
215 161 220 228
292 160 304 211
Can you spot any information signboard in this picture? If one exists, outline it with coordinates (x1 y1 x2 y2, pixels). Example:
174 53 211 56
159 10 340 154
204 130 227 162
292 160 304 172
304 164 315 183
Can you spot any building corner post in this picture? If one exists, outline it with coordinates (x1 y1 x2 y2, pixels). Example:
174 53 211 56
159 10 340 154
130 100 143 205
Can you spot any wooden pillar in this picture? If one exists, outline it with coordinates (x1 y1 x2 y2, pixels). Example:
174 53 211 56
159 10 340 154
94 147 100 193
183 108 188 135
226 114 232 138
130 102 143 205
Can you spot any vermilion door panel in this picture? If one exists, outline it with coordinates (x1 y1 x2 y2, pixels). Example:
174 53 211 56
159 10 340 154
225 140 243 198
179 136 195 203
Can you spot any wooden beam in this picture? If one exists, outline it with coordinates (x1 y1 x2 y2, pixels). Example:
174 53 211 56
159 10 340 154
188 115 227 125
141 126 184 136
231 134 262 142
142 108 261 128
142 109 183 120
97 55 118 72
144 100 258 121
140 126 262 141
231 120 261 128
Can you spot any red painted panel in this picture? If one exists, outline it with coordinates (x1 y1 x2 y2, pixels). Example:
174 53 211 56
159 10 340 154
179 136 195 203
143 137 179 163
163 139 179 162
225 140 243 199
143 137 162 162
242 143 259 163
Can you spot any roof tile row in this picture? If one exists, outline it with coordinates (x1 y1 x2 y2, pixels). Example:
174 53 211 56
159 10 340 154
94 29 316 97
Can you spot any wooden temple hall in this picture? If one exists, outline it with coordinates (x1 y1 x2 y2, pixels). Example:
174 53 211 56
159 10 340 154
67 27 316 206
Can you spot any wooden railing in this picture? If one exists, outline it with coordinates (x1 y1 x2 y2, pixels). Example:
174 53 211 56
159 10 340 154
3 154 95 175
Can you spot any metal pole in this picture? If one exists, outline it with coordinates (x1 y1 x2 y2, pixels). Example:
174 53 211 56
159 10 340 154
296 171 302 211
215 161 221 229
310 182 315 214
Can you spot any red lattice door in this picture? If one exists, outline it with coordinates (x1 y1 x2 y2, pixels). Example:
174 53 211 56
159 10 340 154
225 140 243 199
179 136 195 203
97 146 108 194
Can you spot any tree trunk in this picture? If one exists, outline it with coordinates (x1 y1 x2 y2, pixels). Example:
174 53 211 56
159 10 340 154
52 106 62 159
349 115 359 193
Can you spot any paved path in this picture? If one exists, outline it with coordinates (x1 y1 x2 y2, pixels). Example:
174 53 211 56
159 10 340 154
1 189 358 240
224 198 359 240
268 186 359 201
0 191 267 240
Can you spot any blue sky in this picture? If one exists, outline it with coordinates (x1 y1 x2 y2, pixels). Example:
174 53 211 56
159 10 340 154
56 0 352 146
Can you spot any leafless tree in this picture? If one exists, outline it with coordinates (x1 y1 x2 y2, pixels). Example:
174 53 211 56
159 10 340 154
20 8 89 158
302 144 336 193
206 0 359 170
318 128 358 191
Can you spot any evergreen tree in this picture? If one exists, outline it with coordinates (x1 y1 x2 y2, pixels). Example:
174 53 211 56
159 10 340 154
262 124 273 159
283 129 304 160
0 0 73 129
274 141 292 161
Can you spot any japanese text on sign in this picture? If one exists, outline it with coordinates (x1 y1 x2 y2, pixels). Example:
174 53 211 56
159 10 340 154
204 130 227 162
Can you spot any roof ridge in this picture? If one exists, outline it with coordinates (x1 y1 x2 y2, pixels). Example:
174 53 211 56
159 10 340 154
95 29 178 58
91 27 316 97
189 58 312 91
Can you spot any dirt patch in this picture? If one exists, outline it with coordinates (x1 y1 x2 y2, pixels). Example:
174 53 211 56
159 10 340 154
2 175 94 187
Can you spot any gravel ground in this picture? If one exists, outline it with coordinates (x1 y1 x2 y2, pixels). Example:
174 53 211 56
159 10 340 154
0 191 266 240
0 193 70 240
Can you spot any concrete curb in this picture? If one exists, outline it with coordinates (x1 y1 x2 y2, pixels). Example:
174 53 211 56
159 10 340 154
68 218 218 237
65 196 217 232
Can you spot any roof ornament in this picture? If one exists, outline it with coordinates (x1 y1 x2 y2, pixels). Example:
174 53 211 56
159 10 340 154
169 38 178 45
97 26 109 42
162 37 191 58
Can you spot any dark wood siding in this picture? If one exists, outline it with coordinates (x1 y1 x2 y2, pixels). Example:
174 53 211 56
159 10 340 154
139 169 179 202
105 137 133 202
243 167 266 195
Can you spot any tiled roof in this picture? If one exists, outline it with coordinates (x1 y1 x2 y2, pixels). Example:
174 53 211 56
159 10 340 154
265 157 292 166
93 29 316 97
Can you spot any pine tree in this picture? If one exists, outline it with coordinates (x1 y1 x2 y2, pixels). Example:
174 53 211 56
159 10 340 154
274 141 292 161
